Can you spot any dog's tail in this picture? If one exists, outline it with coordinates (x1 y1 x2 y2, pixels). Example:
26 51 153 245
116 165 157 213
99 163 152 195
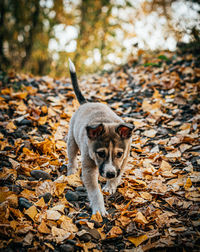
68 58 87 105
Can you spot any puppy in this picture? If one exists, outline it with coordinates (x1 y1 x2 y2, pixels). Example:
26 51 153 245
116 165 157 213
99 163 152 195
67 59 133 216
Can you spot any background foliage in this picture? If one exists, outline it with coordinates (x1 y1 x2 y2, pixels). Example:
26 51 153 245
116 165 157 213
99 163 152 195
0 0 199 76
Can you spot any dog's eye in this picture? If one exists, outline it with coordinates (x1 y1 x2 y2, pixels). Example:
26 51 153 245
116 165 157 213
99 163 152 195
96 151 106 158
116 152 123 158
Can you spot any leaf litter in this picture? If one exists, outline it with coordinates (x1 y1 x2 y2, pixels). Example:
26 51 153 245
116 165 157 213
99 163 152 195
0 50 200 251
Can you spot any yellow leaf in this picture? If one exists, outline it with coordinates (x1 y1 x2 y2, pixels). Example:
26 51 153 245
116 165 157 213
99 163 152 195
107 226 122 238
1 88 10 95
6 194 18 208
66 173 83 187
60 215 78 233
128 234 148 247
38 219 51 234
24 205 38 221
160 160 172 171
41 105 48 114
6 121 16 132
184 178 192 190
91 211 103 223
10 207 23 220
134 212 148 225
140 192 152 201
117 215 131 226
26 86 37 95
54 183 66 197
10 220 18 230
12 91 28 99
0 189 12 203
38 116 48 125
35 197 46 208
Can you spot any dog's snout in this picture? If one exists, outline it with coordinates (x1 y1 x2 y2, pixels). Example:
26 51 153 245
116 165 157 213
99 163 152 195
106 171 115 179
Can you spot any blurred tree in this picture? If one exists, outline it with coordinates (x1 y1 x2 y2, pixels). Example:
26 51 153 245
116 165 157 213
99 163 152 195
0 0 66 75
0 0 199 77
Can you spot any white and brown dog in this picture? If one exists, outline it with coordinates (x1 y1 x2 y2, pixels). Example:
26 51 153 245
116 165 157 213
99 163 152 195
67 59 133 216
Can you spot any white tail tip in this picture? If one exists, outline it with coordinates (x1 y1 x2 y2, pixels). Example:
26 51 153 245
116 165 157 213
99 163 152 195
68 58 76 73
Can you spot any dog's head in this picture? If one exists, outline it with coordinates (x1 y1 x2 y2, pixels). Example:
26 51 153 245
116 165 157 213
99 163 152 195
86 123 133 179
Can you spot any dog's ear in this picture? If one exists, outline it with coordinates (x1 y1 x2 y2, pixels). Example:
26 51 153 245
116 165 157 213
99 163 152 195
86 123 105 140
116 124 134 139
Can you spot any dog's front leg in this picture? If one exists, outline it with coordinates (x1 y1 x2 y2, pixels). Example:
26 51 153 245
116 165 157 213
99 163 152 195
67 134 79 175
82 158 107 216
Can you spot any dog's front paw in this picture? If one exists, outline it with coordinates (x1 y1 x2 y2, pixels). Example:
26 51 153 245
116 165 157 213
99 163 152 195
103 181 117 194
92 204 108 217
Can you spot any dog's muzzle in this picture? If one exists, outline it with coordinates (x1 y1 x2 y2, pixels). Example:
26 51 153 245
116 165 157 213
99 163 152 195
106 171 116 179
99 162 120 179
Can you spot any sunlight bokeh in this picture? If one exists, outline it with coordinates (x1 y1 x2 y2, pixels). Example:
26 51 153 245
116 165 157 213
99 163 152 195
48 0 200 71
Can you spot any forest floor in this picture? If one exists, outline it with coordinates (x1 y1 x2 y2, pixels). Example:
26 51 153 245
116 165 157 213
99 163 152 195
0 46 199 252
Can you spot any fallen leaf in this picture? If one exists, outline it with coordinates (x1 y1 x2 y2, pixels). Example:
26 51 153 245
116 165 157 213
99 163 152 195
128 234 148 247
134 212 148 225
24 205 38 221
46 210 61 220
143 129 157 138
91 211 103 223
38 219 51 234
106 226 123 238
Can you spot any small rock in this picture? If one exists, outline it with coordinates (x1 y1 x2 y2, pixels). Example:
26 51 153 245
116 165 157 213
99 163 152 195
66 240 76 245
30 170 51 180
17 175 27 180
77 212 90 219
39 192 52 203
16 119 32 126
59 164 67 172
60 244 74 252
65 190 79 202
18 197 33 210
76 186 86 192
77 230 92 242
77 191 88 200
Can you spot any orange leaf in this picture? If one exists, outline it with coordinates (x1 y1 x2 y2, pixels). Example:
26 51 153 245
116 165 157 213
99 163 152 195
107 226 122 238
41 105 48 114
12 91 28 99
24 205 38 221
91 211 103 223
134 212 148 225
35 197 46 208
38 219 51 234
128 234 148 247
38 116 48 125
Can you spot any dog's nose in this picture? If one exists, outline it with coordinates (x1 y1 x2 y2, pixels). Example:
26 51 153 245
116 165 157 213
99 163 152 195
106 171 115 179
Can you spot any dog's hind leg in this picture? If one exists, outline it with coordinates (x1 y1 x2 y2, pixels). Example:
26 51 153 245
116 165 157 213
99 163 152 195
67 135 79 175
